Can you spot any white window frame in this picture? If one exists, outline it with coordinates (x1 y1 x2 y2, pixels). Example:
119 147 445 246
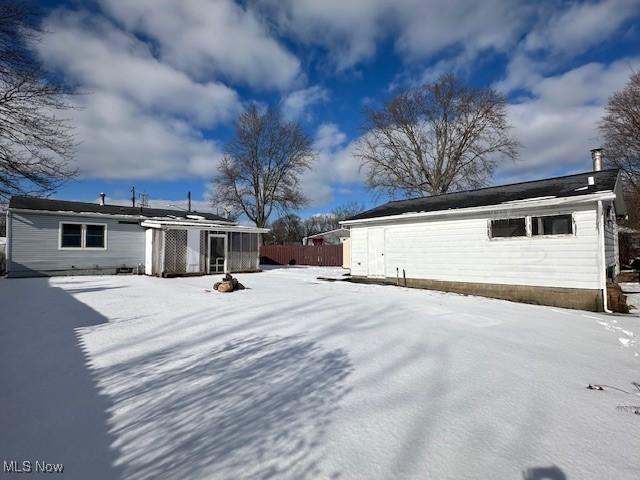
530 213 575 238
59 221 108 250
488 216 528 240
488 213 576 240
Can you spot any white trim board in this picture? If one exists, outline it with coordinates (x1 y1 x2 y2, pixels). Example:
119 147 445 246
340 192 616 226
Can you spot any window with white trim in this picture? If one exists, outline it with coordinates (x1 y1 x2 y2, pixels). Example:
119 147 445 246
61 223 82 248
60 223 107 249
531 214 573 236
490 218 526 238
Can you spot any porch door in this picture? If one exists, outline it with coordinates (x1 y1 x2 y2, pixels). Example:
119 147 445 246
367 227 385 277
208 235 226 274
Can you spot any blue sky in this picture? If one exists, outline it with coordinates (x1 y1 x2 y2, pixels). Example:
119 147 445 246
37 0 640 219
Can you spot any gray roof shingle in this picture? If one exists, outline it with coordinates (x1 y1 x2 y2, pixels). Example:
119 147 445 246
9 196 230 222
346 169 620 221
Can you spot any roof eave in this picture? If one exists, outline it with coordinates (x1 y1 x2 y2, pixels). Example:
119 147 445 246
304 227 350 239
8 206 235 224
8 207 147 220
141 220 269 233
340 191 617 226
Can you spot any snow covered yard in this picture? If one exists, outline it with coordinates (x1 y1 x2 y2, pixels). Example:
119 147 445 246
1 267 639 480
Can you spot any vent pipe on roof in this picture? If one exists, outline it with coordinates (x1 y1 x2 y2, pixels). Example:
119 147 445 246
99 192 105 206
591 148 603 172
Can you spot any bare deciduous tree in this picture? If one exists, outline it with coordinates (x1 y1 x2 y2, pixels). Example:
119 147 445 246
601 71 640 194
331 201 365 222
267 201 365 245
0 0 77 202
210 105 314 228
302 214 336 238
266 213 304 245
624 189 640 229
357 74 519 198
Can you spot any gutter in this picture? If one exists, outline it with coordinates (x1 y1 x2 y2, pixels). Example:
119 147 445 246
340 192 617 226
8 207 235 224
141 220 269 233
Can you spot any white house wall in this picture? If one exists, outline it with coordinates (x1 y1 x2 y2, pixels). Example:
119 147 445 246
350 204 602 290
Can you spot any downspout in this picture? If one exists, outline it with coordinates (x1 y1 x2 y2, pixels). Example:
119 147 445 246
597 200 611 313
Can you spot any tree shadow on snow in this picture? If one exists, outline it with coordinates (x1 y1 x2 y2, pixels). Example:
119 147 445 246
0 278 124 479
94 334 353 480
522 465 567 480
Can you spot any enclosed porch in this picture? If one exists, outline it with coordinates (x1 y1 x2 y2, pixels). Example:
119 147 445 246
142 220 268 277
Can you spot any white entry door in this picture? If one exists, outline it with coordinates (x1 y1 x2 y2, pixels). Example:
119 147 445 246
367 227 385 277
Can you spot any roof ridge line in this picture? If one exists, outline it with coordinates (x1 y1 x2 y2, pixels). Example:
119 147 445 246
386 168 619 204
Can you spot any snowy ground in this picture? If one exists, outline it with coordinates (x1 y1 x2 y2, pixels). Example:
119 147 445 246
1 267 639 480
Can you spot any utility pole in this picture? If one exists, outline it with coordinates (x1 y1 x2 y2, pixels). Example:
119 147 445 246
131 186 136 207
187 191 192 212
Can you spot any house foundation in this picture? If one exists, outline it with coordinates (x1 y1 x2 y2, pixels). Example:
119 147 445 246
350 275 604 312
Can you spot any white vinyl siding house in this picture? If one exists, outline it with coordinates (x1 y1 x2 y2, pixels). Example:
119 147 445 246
343 168 626 312
6 197 268 278
350 204 601 290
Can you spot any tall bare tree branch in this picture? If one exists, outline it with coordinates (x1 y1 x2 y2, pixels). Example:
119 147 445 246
209 105 315 228
0 0 77 202
331 201 365 222
600 71 640 229
601 71 640 193
356 74 519 198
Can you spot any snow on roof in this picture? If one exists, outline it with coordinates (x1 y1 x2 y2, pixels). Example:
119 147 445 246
9 196 232 223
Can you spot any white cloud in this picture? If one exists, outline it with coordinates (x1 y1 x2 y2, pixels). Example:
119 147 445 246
497 0 639 95
301 123 363 206
37 9 232 180
257 0 531 71
486 0 639 184
68 92 224 180
40 10 240 127
256 0 383 70
33 0 640 200
523 0 640 57
99 0 301 90
281 86 329 121
499 58 640 182
494 52 548 95
529 61 638 108
392 0 529 61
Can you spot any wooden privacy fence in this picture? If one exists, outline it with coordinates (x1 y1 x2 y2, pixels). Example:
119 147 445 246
260 244 343 266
